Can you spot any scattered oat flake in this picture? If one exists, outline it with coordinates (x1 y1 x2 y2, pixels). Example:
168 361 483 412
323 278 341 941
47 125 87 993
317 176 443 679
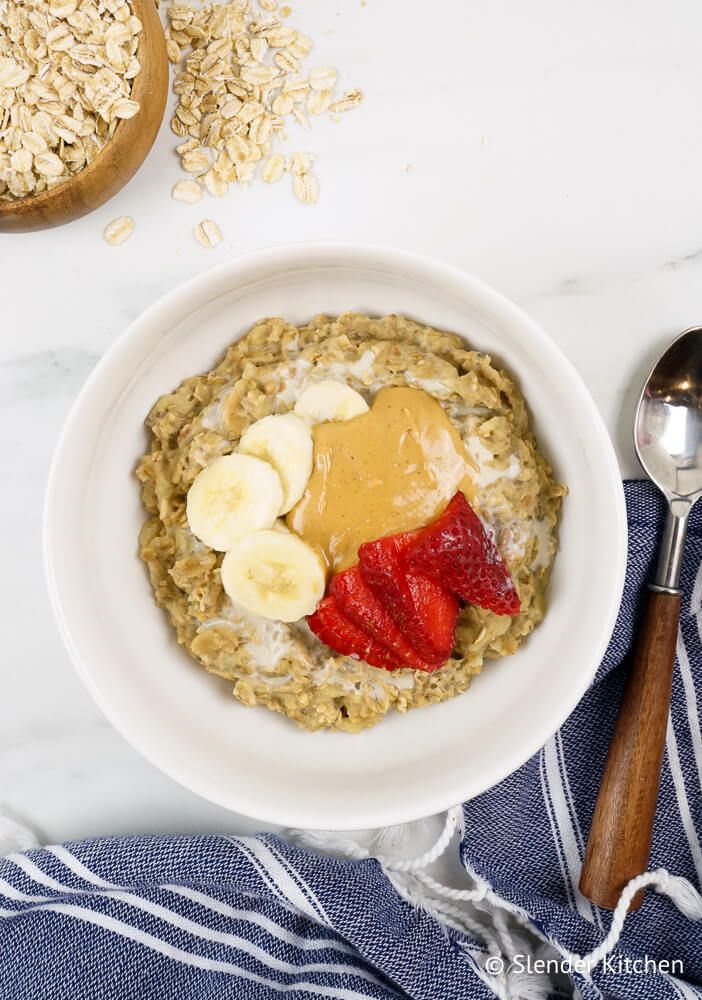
262 153 285 183
288 151 312 175
309 66 338 92
104 216 135 246
293 172 318 204
272 93 294 115
176 138 200 155
163 0 360 210
250 36 268 62
194 219 223 248
307 88 332 115
203 169 228 197
329 89 363 113
172 179 203 203
292 106 310 130
182 149 210 173
265 26 295 47
274 50 299 73
289 31 312 57
282 76 310 99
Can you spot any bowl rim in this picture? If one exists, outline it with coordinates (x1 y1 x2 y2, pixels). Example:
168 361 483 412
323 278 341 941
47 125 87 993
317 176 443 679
43 241 628 828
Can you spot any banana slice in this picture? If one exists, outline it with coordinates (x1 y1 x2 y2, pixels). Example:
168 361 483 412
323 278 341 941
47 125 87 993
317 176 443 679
238 413 313 515
221 529 326 622
294 380 369 424
186 453 283 551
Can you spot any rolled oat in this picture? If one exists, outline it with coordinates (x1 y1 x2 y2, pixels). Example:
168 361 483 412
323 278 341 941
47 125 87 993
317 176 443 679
261 152 285 182
172 178 203 203
193 218 222 247
292 171 318 204
104 215 134 245
0 0 142 202
165 0 361 207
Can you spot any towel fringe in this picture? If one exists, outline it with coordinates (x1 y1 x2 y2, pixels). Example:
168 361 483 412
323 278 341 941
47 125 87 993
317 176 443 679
286 829 369 860
566 868 702 973
0 810 38 856
381 806 461 873
291 807 543 999
290 807 702 998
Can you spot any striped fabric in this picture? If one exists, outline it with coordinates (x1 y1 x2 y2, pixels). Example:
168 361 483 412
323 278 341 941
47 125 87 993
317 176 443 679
1 481 701 998
462 481 702 997
0 832 492 999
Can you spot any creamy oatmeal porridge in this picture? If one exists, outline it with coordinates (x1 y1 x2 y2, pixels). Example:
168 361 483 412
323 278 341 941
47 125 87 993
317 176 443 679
136 313 565 732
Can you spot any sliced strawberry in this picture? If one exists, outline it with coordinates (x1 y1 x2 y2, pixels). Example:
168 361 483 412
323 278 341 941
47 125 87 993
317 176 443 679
330 566 438 670
406 572 460 661
406 492 520 616
307 596 405 671
358 533 460 663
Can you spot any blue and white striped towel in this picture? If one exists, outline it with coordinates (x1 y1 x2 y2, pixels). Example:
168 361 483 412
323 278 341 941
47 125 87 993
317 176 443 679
2 480 702 999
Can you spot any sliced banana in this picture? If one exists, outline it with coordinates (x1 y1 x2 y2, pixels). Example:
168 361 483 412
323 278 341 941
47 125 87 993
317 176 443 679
294 380 369 424
221 529 326 622
186 453 283 552
238 413 313 515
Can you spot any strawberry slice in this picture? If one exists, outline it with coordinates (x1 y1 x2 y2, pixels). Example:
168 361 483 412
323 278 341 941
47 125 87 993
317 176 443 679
330 566 438 670
307 596 406 671
406 492 520 616
406 572 461 660
359 533 460 663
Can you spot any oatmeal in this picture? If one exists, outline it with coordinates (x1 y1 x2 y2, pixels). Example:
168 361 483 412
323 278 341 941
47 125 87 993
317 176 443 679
136 313 565 732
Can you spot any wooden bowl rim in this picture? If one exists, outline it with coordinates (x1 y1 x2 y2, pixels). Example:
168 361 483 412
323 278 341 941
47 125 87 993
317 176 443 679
0 0 165 219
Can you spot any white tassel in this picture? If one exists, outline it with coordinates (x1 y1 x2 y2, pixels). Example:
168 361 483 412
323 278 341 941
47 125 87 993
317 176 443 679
288 815 702 998
381 807 461 872
504 967 552 1000
651 870 702 920
373 818 430 852
569 867 702 973
287 829 368 860
0 811 38 856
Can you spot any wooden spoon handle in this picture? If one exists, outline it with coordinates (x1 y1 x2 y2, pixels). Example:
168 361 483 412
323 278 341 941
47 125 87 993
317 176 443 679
579 588 680 910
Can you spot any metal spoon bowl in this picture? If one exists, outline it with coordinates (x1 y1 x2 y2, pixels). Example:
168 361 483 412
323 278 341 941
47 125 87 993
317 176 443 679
580 327 702 909
636 329 702 590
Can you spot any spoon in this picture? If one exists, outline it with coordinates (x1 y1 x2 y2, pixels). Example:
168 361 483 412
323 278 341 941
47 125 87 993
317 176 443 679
579 327 702 910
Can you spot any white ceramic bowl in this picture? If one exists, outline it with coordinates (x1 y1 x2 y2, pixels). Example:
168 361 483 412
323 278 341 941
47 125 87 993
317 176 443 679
44 244 626 830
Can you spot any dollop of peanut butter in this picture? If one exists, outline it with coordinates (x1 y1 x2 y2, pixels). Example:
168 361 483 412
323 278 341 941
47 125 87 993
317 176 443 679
287 386 476 572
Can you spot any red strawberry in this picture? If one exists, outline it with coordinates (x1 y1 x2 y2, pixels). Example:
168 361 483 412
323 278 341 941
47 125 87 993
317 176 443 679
359 533 460 663
330 566 438 670
406 572 460 659
307 596 405 671
406 492 520 616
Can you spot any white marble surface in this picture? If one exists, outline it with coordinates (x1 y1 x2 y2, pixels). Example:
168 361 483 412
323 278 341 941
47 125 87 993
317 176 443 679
3 0 702 844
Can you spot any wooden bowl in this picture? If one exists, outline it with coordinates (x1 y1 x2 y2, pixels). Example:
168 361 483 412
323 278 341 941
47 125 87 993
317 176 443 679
0 0 168 233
